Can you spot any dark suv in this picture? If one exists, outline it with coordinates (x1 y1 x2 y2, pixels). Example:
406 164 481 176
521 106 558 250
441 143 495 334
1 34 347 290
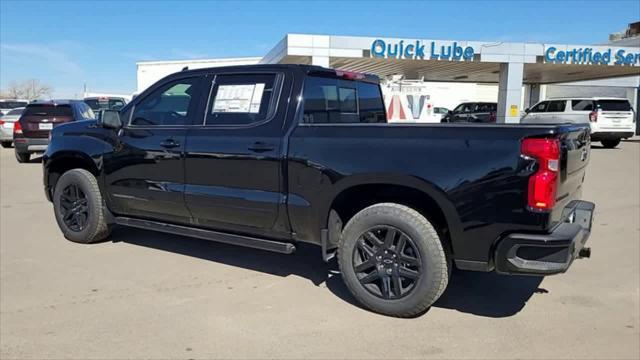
14 100 95 163
442 102 497 123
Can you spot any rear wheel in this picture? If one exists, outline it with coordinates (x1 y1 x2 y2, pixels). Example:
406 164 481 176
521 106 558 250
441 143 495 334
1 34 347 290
601 139 621 148
1 141 12 148
15 151 30 163
338 203 450 317
53 169 111 243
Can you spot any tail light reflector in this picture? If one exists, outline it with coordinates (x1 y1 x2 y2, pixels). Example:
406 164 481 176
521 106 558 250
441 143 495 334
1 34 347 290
521 138 560 211
13 121 22 135
589 110 598 122
0 120 5 125
489 111 496 122
335 70 366 80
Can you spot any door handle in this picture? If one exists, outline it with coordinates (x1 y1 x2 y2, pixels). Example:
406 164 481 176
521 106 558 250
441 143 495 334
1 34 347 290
160 139 180 148
248 142 275 153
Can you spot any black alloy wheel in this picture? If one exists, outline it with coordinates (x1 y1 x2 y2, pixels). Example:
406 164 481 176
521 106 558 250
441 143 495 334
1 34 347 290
352 226 422 299
59 183 89 232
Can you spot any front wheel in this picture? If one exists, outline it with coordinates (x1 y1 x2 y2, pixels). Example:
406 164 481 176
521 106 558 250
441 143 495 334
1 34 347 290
338 203 450 317
601 139 621 148
53 169 111 243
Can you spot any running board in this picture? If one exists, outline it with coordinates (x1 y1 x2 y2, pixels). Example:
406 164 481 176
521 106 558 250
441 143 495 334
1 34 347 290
115 217 296 254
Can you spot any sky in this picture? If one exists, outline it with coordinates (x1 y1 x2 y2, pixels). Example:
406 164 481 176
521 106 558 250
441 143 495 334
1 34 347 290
1 0 639 98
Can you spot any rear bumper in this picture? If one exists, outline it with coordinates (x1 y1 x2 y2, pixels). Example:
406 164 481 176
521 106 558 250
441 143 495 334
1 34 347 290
0 128 13 141
590 131 635 141
14 137 49 153
494 200 594 275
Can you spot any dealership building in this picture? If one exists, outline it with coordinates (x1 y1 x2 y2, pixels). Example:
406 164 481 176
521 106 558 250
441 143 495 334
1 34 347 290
137 28 640 127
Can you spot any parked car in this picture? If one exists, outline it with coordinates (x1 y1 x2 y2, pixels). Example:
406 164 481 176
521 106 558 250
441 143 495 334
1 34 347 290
83 96 127 117
43 65 594 317
0 107 25 148
0 99 29 116
14 100 95 163
521 97 635 148
442 102 497 122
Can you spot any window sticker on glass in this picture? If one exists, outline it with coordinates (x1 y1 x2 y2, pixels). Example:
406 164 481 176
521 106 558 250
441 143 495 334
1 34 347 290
213 84 265 113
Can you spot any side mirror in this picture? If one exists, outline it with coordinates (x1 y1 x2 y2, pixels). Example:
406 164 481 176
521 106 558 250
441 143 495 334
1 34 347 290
100 109 122 129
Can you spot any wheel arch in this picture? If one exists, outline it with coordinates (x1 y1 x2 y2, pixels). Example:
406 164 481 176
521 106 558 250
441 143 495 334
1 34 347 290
44 151 101 201
322 174 461 256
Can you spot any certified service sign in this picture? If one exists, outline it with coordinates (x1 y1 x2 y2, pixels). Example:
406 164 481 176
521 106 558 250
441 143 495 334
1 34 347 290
544 46 640 66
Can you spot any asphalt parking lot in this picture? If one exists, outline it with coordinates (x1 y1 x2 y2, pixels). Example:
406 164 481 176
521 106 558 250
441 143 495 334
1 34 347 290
1 140 639 359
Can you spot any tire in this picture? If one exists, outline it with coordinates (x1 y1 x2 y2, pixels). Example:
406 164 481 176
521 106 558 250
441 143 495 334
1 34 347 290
601 139 621 148
1 141 12 148
15 151 30 163
337 203 450 317
53 169 111 243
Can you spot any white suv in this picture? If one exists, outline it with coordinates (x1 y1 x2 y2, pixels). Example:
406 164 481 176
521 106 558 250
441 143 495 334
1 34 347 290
521 97 636 148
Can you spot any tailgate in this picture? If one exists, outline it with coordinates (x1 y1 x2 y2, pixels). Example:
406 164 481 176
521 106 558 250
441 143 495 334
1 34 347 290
552 124 591 226
20 104 73 138
599 111 635 129
596 99 635 130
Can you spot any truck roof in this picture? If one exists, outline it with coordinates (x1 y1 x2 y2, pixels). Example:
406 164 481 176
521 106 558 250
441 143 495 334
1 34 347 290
178 64 380 83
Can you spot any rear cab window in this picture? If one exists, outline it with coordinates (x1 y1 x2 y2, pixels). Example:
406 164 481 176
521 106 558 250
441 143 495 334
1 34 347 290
302 75 385 124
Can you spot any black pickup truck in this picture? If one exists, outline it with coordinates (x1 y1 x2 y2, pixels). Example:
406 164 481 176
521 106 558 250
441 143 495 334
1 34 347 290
43 64 594 317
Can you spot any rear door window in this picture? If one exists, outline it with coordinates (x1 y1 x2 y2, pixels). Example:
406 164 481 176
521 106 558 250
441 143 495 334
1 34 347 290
206 73 279 126
23 104 73 117
571 100 595 111
474 103 495 112
596 100 632 112
546 100 566 112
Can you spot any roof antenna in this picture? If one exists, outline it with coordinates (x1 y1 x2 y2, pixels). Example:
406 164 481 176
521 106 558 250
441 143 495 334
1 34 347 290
182 66 189 71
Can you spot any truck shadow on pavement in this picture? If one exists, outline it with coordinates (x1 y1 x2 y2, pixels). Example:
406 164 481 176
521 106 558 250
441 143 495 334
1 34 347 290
113 226 545 318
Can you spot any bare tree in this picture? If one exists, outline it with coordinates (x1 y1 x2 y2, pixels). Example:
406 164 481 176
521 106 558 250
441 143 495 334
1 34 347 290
1 79 53 100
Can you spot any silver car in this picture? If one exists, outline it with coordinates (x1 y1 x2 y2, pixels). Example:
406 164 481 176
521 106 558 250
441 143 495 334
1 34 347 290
0 107 25 148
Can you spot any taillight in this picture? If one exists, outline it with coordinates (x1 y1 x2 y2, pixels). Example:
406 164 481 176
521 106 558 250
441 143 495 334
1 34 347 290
521 138 560 211
13 121 22 135
0 120 5 125
489 111 496 122
589 110 598 122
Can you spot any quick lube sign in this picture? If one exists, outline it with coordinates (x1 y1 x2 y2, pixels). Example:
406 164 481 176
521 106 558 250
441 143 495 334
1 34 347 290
370 39 474 60
545 46 640 66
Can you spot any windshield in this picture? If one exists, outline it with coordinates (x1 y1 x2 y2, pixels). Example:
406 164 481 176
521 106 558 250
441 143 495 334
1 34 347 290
596 100 632 112
84 98 126 111
0 101 28 109
23 104 72 117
